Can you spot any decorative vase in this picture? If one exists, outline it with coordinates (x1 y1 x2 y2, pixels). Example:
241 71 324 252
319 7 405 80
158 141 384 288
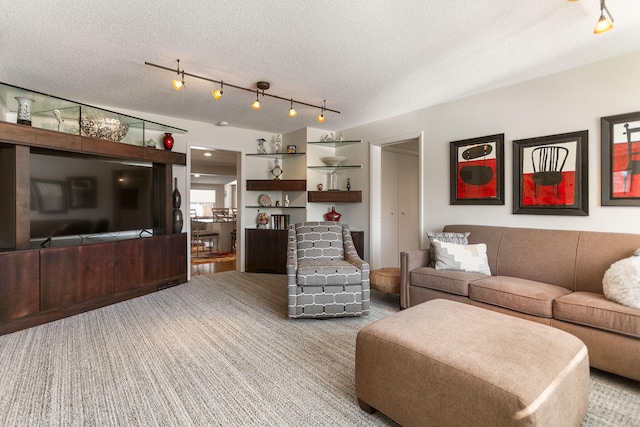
325 206 341 222
163 132 174 151
172 177 183 233
15 97 35 126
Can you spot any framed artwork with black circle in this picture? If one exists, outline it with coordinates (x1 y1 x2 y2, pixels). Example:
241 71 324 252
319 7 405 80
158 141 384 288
450 134 504 205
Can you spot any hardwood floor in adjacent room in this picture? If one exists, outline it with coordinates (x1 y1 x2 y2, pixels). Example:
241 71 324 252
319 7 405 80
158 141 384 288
191 259 236 275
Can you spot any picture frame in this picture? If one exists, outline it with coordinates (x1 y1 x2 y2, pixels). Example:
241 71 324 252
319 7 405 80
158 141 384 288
67 177 97 209
601 111 640 206
513 130 588 216
450 134 504 205
32 179 68 214
287 144 297 154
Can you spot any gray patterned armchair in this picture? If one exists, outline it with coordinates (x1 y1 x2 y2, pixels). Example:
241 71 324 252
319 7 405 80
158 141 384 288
287 221 370 318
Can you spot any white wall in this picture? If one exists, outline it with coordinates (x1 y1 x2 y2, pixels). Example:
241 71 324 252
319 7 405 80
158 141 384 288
342 50 640 245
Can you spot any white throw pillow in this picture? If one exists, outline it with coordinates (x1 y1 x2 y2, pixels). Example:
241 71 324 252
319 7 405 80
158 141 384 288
427 231 470 267
603 250 640 309
432 240 491 275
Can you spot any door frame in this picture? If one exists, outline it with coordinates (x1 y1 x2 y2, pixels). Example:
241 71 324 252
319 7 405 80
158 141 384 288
369 132 425 269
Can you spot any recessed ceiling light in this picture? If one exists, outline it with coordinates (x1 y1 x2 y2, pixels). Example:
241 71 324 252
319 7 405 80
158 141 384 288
204 152 212 157
217 121 229 126
193 173 201 178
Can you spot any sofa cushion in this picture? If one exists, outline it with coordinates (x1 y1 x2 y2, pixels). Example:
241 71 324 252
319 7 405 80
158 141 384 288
410 267 487 296
427 231 469 267
602 251 640 309
432 240 491 275
553 292 640 339
296 259 361 286
469 276 572 318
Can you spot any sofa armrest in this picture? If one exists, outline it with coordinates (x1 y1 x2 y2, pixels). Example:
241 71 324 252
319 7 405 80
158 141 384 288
400 249 430 308
286 228 298 286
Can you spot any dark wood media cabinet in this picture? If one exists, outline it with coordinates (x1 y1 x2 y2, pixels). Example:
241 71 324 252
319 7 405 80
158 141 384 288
245 228 364 274
0 120 188 335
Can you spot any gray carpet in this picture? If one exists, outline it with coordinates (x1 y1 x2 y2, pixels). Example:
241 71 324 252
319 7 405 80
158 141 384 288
0 271 637 426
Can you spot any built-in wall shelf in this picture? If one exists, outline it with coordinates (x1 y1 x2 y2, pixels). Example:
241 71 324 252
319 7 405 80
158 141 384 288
246 205 305 209
308 139 362 147
0 121 186 165
307 165 362 170
246 179 307 191
246 152 305 158
308 191 362 203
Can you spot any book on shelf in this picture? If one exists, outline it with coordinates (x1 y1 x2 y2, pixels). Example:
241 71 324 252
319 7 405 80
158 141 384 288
270 214 290 230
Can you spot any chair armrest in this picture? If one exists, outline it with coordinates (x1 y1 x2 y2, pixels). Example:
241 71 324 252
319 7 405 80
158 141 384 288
343 227 370 288
286 228 298 285
400 249 430 308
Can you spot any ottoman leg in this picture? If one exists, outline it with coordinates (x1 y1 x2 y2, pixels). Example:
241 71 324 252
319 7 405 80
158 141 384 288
357 398 376 414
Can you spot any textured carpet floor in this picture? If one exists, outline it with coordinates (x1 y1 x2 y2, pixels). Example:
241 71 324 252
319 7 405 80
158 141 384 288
0 271 638 426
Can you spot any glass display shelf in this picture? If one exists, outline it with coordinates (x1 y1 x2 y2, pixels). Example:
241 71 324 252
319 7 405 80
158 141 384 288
246 152 306 158
307 165 363 170
307 139 362 147
0 82 186 147
246 205 305 209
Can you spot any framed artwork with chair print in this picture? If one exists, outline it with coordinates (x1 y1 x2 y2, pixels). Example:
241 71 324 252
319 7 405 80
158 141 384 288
513 130 589 216
601 111 640 206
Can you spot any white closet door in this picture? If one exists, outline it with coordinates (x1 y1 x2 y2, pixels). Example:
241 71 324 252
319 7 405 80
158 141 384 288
398 152 420 255
381 151 400 265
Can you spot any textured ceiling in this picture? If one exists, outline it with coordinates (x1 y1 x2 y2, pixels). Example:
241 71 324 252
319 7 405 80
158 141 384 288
2 1 640 134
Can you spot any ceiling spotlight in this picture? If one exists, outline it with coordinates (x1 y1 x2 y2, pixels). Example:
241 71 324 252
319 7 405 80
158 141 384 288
593 0 613 34
171 59 185 91
594 0 614 34
289 99 297 117
317 100 326 123
251 90 261 110
212 81 223 99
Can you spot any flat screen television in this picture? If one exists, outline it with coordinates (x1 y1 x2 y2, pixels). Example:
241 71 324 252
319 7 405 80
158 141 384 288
29 152 158 244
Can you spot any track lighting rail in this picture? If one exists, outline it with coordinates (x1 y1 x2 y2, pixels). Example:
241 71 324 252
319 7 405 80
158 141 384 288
144 61 340 115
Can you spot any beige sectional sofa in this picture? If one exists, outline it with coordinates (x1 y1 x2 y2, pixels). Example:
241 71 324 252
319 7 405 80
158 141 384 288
400 224 640 381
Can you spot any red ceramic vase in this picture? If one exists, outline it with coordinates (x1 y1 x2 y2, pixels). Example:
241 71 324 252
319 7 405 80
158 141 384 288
163 132 174 151
325 206 341 222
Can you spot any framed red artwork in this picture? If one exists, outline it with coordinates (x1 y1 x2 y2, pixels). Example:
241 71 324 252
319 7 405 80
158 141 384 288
601 111 640 206
450 134 504 205
513 130 588 216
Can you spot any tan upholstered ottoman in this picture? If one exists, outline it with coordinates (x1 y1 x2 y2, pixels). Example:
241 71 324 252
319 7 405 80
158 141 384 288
355 299 589 427
370 267 400 294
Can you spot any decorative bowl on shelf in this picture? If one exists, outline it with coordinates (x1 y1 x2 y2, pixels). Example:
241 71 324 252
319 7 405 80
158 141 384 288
321 156 347 166
80 112 129 142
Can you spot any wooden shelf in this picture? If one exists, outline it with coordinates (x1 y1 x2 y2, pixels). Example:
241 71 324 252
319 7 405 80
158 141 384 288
246 179 307 191
0 121 186 165
308 191 362 203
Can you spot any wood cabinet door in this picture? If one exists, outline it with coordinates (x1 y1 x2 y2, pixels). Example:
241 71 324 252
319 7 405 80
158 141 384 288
246 229 284 273
0 250 40 321
41 243 115 311
114 238 145 292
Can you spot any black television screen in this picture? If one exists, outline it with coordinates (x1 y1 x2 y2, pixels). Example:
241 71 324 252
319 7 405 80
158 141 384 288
30 152 157 241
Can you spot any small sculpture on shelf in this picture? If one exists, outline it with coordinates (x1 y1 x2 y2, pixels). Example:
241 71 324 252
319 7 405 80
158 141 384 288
271 158 283 180
257 138 267 154
317 183 323 191
172 177 183 233
284 194 290 207
257 211 269 229
274 134 282 153
347 178 351 191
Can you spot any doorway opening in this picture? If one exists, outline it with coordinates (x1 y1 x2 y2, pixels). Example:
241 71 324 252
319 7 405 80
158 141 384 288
189 146 240 276
369 132 424 269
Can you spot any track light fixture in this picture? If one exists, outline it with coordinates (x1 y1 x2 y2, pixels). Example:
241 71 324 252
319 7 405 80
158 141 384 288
251 90 261 110
145 60 340 120
289 99 297 117
212 81 223 99
317 100 326 123
171 59 185 91
594 0 614 34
